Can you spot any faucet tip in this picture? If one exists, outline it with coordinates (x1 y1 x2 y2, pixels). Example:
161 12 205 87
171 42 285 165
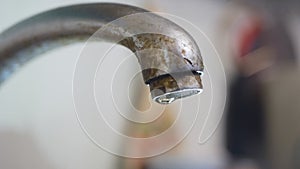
148 72 203 104
153 88 202 104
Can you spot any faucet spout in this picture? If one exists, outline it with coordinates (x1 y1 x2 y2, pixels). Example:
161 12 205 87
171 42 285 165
0 3 204 104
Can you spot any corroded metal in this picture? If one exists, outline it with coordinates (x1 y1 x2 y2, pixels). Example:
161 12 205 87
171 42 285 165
0 3 204 104
119 33 203 83
120 32 204 103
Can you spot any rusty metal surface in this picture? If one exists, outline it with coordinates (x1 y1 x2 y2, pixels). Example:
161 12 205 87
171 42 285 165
120 33 203 83
0 3 204 103
120 32 204 103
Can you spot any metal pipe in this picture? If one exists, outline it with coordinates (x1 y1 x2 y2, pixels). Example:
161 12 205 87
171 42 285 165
0 3 204 104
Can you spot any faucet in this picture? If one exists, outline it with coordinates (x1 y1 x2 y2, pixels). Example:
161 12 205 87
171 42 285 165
0 3 204 104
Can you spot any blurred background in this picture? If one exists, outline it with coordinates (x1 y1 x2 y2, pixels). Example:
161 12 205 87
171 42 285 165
0 0 300 169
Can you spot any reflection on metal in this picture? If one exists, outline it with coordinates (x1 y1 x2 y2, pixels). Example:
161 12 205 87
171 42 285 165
0 3 204 104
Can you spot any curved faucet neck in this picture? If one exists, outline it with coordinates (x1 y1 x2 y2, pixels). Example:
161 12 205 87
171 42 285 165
0 3 204 104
